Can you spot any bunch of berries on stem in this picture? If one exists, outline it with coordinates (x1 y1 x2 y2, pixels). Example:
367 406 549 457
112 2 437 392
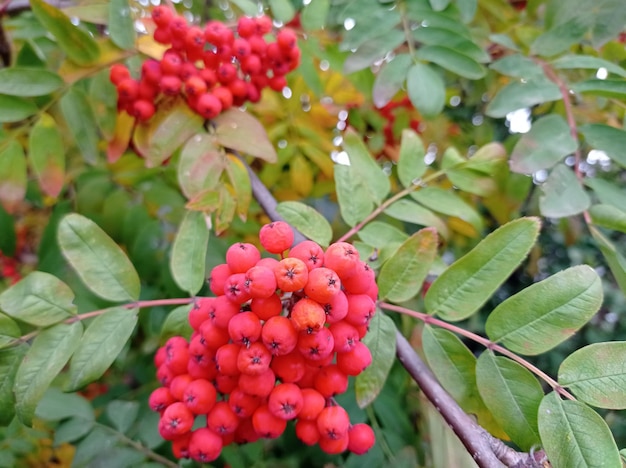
150 221 377 462
110 7 301 121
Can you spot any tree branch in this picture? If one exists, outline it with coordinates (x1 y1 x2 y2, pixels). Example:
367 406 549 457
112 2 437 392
242 157 545 468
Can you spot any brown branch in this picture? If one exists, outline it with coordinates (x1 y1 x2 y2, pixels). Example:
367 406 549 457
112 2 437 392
242 157 545 467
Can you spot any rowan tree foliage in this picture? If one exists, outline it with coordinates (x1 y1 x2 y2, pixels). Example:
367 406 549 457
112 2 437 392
1 0 626 467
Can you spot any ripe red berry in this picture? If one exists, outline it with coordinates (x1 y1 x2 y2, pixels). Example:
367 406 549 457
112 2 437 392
237 16 256 38
244 265 277 299
226 242 261 273
110 64 131 86
288 240 325 270
228 387 261 418
342 260 376 295
277 28 298 51
268 383 303 420
237 341 272 375
161 402 195 437
274 257 308 292
195 92 222 119
212 86 234 110
188 427 223 463
215 343 242 376
152 5 174 28
299 388 326 420
290 298 326 333
228 311 262 346
149 387 176 413
295 419 321 445
169 373 193 400
316 405 350 441
159 75 182 96
336 341 372 376
130 99 156 121
345 293 376 327
209 263 231 296
223 272 252 304
207 401 239 435
117 78 139 101
184 379 217 414
320 289 349 324
160 52 183 76
329 320 360 353
238 368 276 398
304 267 342 303
314 364 349 398
270 351 306 383
252 404 287 439
262 315 298 356
297 327 334 362
259 221 294 253
250 292 283 321
324 242 360 280
348 423 376 454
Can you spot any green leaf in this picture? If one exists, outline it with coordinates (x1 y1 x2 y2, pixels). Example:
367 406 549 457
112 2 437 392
269 0 295 23
475 351 542 450
170 211 210 296
54 417 94 445
58 213 140 302
397 129 426 189
342 129 390 204
229 0 258 16
358 221 408 249
589 204 626 233
35 387 93 422
301 0 329 30
572 79 626 99
485 75 561 118
0 271 76 326
0 344 27 425
0 314 20 348
0 68 63 97
425 217 540 321
0 95 38 122
551 54 626 78
486 265 602 355
441 146 501 197
489 54 544 79
384 199 449 239
412 27 490 63
429 0 450 10
66 307 138 391
538 392 621 468
416 45 486 79
334 164 374 227
456 0 477 22
422 326 478 409
407 63 446 119
225 155 252 222
559 342 626 410
421 326 505 436
539 164 591 218
372 54 412 108
579 124 626 169
213 109 277 163
30 0 100 66
108 0 135 49
14 321 83 426
411 187 483 235
378 228 438 302
344 31 405 74
585 178 626 209
133 97 204 168
106 400 139 434
510 115 578 174
275 201 332 247
60 87 100 165
28 113 65 198
160 304 193 342
0 140 27 213
178 134 225 199
590 227 626 299
531 17 588 57
355 312 396 408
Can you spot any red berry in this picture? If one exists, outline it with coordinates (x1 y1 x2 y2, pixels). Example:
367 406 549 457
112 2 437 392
268 383 303 420
188 428 223 463
110 64 130 86
288 240 324 270
184 379 217 414
226 242 261 273
317 405 350 441
252 404 287 438
303 267 342 303
262 315 298 356
348 423 376 454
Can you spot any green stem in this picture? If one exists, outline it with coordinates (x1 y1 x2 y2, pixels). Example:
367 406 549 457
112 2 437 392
2 298 195 350
379 301 576 401
336 169 445 243
98 422 179 468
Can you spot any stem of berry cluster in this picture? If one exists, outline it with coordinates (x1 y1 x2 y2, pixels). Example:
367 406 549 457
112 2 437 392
243 159 543 468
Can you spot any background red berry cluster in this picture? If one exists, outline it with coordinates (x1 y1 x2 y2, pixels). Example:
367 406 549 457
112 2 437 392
150 222 377 462
110 7 301 121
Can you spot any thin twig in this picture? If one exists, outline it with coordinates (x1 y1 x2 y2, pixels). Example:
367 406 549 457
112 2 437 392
380 301 575 401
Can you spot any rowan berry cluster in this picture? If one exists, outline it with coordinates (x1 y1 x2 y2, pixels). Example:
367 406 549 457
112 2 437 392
110 7 301 121
150 221 377 462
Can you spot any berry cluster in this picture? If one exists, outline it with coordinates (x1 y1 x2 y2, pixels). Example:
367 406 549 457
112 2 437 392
150 222 377 462
110 8 301 122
